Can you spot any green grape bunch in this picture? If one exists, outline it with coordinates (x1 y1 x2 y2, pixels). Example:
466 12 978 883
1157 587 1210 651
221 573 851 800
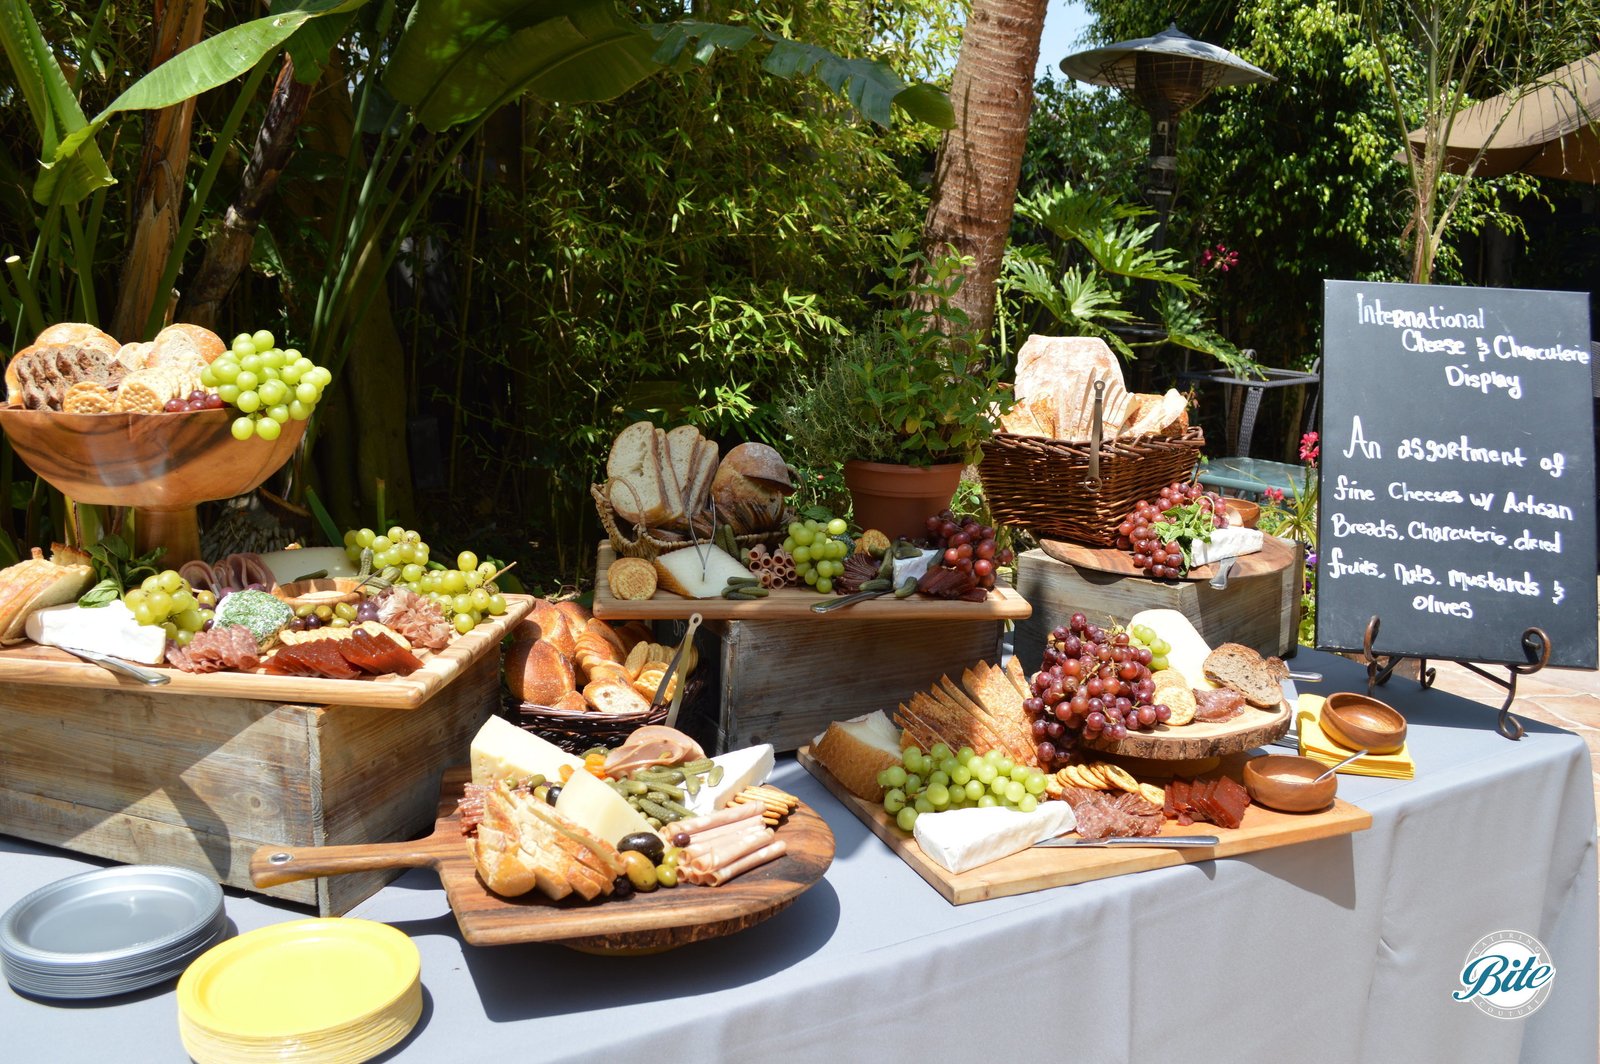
344 526 508 634
202 330 333 442
122 570 215 646
781 516 850 593
879 743 1051 832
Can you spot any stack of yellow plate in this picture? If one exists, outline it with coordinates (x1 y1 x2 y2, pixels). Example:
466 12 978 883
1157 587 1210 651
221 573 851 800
177 918 421 1064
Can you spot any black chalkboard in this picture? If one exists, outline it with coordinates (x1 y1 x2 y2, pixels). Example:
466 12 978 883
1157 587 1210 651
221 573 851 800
1317 279 1596 669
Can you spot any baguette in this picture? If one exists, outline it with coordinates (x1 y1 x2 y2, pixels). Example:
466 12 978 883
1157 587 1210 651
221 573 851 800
1202 643 1282 708
583 678 652 715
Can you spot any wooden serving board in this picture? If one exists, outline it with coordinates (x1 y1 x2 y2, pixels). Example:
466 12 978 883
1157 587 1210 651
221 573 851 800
0 595 531 710
1039 533 1298 583
798 748 1370 905
1079 698 1292 760
592 543 1032 621
251 766 836 950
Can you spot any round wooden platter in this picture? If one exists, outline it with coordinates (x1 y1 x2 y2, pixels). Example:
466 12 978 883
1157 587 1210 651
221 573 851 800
1079 696 1292 760
250 766 836 952
1039 534 1297 583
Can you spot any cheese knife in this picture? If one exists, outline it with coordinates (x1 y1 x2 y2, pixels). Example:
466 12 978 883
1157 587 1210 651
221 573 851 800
1034 834 1219 849
811 589 889 613
60 646 170 686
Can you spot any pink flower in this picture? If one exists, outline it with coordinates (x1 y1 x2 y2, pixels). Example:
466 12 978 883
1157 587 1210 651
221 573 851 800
1263 487 1286 505
1299 431 1320 465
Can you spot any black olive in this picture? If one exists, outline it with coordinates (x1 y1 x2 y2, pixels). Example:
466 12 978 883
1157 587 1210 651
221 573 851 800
612 875 634 898
543 784 562 806
616 831 665 864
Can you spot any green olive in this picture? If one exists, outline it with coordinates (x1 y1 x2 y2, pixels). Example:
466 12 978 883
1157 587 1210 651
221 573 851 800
620 851 658 892
655 864 678 888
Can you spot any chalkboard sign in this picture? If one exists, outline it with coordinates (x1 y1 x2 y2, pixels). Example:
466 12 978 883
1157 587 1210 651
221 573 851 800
1317 279 1597 669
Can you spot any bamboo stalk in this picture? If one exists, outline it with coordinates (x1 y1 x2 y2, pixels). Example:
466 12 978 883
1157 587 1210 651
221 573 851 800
5 257 44 337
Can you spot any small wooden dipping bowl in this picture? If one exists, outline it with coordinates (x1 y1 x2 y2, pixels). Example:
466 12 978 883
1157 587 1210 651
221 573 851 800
1243 755 1337 813
1223 497 1260 528
274 577 364 610
1321 692 1408 754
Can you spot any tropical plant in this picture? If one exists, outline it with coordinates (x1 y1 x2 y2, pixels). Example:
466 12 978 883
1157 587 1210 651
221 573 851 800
779 233 1014 470
1257 431 1321 643
1000 184 1255 376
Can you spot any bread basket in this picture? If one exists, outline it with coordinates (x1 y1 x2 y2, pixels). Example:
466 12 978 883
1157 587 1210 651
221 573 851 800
980 380 1204 548
590 484 786 561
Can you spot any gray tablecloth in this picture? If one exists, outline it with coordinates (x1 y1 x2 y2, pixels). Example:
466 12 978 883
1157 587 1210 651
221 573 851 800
2 650 1594 1063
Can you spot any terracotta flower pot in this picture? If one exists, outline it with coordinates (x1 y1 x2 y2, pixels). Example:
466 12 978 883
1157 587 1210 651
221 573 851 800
842 460 964 541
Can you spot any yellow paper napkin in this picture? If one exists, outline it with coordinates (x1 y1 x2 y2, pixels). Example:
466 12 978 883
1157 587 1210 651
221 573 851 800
1296 694 1415 780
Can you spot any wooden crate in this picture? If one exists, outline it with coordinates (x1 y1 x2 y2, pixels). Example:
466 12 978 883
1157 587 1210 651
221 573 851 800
0 651 498 915
661 616 1007 753
1014 546 1302 673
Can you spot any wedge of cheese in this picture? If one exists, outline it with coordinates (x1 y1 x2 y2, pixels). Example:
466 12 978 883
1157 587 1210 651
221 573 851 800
554 766 655 847
25 601 166 664
1129 608 1215 690
913 803 1077 874
684 743 775 815
1187 526 1264 567
470 716 584 787
653 544 751 598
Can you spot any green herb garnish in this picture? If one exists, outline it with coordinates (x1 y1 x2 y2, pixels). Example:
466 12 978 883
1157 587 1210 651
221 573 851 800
1149 502 1219 570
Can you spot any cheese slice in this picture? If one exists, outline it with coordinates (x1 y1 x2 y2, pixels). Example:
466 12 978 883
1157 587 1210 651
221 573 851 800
1187 526 1264 567
653 545 752 599
555 767 656 846
470 716 584 787
25 601 167 664
684 743 775 815
1129 608 1215 690
913 803 1077 874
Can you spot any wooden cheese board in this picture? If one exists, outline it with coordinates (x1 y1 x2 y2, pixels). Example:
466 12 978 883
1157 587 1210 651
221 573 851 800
592 543 1032 621
250 766 836 950
0 595 531 710
799 747 1370 905
1039 533 1298 583
1079 698 1292 760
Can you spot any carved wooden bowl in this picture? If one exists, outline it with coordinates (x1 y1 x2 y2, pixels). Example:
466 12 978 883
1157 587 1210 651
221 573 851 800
0 407 305 565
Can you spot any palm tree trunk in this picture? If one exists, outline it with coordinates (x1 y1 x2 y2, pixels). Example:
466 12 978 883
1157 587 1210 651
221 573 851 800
180 57 314 329
110 0 208 340
918 0 1048 342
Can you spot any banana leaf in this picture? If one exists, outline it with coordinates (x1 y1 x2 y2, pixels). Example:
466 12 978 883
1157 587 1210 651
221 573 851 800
34 0 367 205
0 0 113 203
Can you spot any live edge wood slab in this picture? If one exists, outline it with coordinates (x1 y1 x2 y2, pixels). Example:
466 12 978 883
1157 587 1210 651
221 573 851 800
799 747 1371 905
592 543 1032 622
251 767 836 951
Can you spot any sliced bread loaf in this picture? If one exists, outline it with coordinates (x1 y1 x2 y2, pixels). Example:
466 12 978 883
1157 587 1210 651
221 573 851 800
1202 643 1282 708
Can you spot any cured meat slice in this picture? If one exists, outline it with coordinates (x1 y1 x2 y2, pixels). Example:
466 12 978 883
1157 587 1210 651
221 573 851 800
1167 778 1195 826
1060 787 1162 839
1192 687 1247 723
339 628 424 676
265 640 361 679
1209 775 1251 829
166 625 261 674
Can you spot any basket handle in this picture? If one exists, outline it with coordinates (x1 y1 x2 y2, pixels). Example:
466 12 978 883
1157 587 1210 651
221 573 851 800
1083 380 1104 490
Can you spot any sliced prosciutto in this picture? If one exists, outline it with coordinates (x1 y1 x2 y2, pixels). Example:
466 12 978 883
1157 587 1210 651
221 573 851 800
603 725 706 778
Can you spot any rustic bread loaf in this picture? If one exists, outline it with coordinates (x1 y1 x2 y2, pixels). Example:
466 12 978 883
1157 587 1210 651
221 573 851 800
583 678 652 714
1202 643 1282 708
506 639 576 705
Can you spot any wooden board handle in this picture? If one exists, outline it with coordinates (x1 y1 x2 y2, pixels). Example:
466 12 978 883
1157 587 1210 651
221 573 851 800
250 840 444 887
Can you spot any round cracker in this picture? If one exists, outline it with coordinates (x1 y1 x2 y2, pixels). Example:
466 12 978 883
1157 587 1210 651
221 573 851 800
1094 762 1141 794
1151 667 1191 691
1139 782 1166 807
1159 686 1198 726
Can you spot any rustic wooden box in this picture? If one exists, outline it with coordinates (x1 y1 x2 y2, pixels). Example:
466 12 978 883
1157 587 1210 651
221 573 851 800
1014 546 1302 673
661 617 1007 753
0 651 497 915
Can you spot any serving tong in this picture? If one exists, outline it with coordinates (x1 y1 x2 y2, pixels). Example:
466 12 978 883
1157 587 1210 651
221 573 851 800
654 612 702 730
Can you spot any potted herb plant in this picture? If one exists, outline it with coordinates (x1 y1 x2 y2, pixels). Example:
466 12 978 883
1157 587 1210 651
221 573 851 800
779 236 1012 539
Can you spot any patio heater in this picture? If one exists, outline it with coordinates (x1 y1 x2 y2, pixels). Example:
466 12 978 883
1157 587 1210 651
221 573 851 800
1061 24 1274 250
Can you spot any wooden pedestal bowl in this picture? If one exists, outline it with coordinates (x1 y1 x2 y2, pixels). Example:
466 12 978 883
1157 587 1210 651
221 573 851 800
0 407 305 567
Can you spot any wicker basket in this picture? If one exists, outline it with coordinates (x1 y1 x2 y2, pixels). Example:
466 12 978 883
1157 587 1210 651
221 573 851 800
591 484 784 562
979 426 1205 546
508 695 668 755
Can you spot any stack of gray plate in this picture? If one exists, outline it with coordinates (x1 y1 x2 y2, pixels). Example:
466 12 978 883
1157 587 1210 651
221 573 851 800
2 865 227 1000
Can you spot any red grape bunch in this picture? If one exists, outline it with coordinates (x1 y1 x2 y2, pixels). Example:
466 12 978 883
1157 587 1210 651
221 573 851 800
1114 480 1226 578
918 511 1014 599
1024 612 1172 770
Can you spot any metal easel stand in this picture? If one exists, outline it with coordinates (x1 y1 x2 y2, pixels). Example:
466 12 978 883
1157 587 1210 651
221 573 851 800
1360 615 1550 741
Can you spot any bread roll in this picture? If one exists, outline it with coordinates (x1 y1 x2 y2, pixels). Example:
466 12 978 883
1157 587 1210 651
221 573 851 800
149 324 225 370
554 599 592 630
6 323 119 403
527 600 576 657
506 639 576 705
811 710 904 801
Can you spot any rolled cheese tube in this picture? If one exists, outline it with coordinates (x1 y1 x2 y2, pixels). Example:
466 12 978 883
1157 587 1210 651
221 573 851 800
706 839 787 886
671 800 765 838
684 826 773 875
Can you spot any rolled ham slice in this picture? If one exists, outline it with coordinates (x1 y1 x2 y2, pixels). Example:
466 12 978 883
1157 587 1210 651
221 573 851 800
683 826 774 876
604 725 706 778
685 839 788 886
670 800 764 839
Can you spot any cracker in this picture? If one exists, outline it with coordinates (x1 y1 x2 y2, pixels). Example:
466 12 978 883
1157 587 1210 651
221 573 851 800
1139 783 1166 807
63 381 115 414
1092 762 1141 795
1160 685 1198 726
1151 667 1191 691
